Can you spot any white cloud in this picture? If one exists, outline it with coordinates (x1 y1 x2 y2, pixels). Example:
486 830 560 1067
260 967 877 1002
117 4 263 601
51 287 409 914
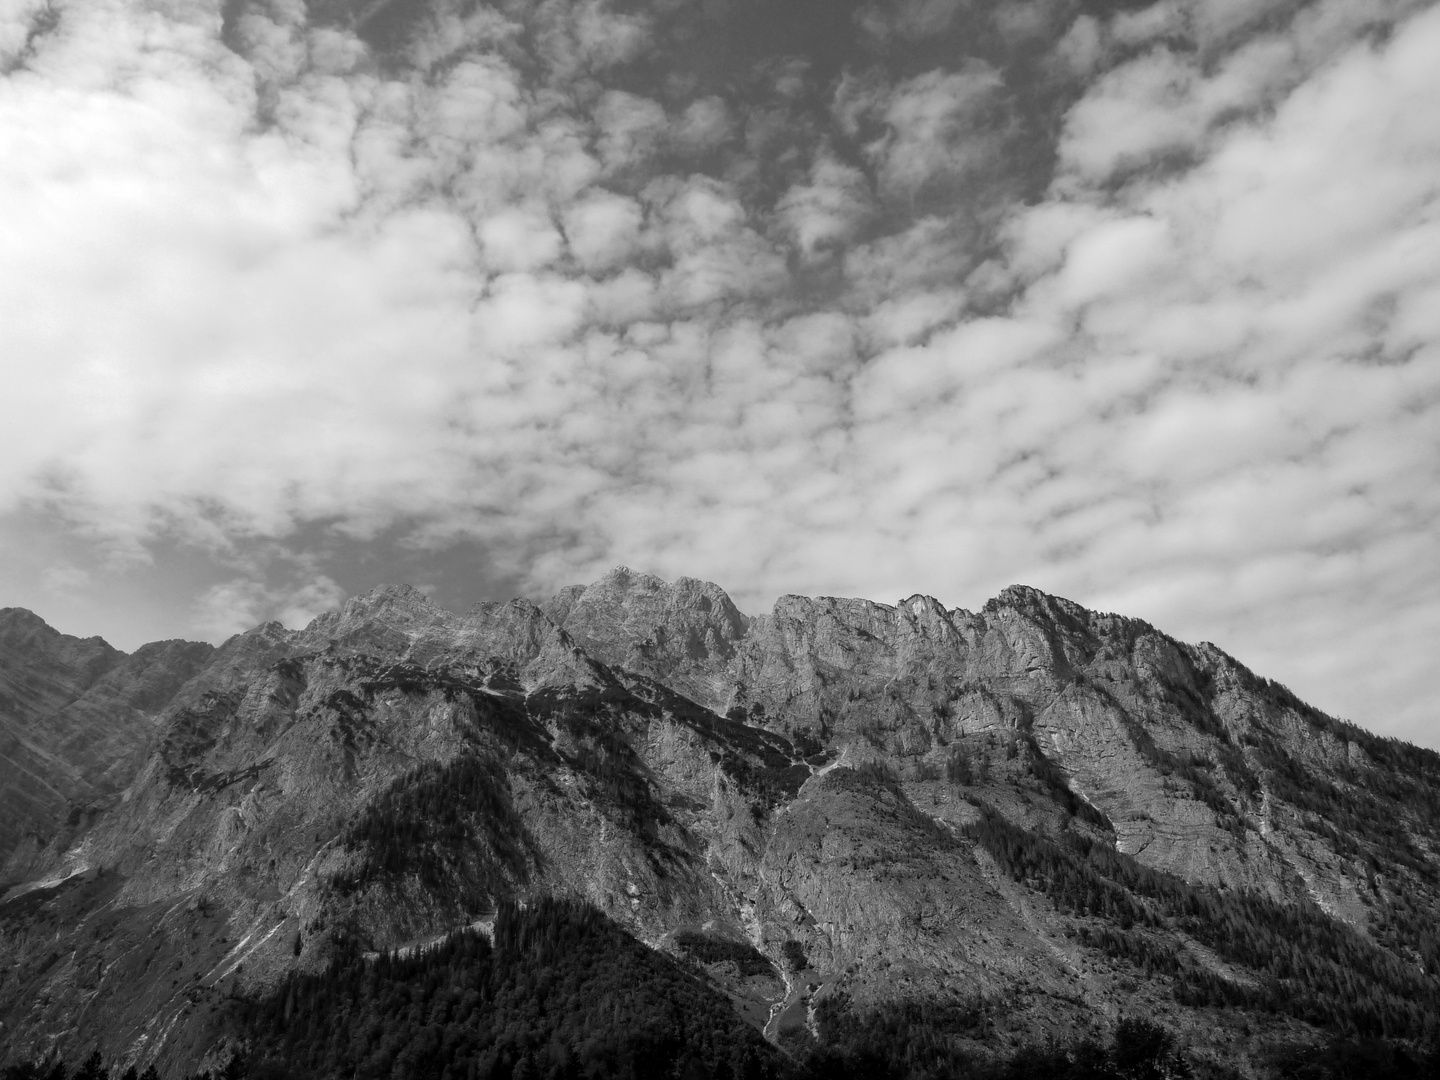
1 0 1438 750
471 272 589 356
857 0 966 43
1046 215 1174 309
842 216 971 304
39 563 92 596
861 291 968 349
774 153 873 260
562 190 643 271
1051 15 1104 76
1057 48 1211 182
869 66 1010 201
646 176 789 308
536 0 651 80
195 573 345 639
479 205 565 272
672 96 732 155
593 90 667 174
1110 0 1187 48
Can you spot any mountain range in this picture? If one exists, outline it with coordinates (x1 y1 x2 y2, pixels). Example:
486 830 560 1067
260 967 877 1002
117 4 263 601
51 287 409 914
2 569 1438 1078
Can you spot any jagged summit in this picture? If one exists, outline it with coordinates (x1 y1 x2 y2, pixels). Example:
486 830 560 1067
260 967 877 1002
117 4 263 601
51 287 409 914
0 611 214 873
278 574 1136 658
340 580 439 612
299 583 449 642
539 568 750 707
2 575 1438 1077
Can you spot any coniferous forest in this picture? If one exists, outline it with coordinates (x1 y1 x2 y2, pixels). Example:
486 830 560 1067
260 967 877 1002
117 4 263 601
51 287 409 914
6 899 1439 1080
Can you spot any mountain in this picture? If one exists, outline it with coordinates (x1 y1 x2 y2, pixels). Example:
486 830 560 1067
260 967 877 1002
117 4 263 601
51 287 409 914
2 571 1438 1079
0 609 215 868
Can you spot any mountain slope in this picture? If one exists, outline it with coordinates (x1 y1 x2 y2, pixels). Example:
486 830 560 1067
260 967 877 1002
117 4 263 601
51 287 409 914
0 609 214 869
1 574 1437 1077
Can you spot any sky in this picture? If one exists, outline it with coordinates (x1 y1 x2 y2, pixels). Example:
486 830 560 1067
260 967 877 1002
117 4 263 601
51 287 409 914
1 0 1438 746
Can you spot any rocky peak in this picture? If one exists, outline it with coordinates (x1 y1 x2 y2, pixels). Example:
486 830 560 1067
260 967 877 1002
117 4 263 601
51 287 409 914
1 609 128 860
988 583 1085 617
297 584 450 653
451 597 617 691
896 592 957 624
0 613 214 870
0 606 123 698
341 582 441 619
111 640 219 713
981 585 1175 671
539 567 750 708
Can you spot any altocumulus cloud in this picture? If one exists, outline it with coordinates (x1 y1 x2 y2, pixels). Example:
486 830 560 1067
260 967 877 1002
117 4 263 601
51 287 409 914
0 0 1437 744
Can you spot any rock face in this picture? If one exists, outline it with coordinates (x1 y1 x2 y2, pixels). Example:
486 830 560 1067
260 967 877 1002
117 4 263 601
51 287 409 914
2 575 1438 1073
0 609 214 868
540 567 750 707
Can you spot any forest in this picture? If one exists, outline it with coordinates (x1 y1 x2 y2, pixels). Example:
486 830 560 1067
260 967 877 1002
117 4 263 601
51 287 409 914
965 803 1440 1039
235 897 783 1080
8 897 1438 1080
329 752 537 909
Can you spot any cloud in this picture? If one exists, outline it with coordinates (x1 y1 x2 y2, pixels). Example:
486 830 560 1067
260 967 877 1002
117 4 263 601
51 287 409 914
1052 15 1104 76
562 190 644 271
842 215 975 304
593 90 668 174
856 0 967 45
865 65 1013 202
479 205 565 271
39 562 92 597
672 96 733 155
0 0 1438 750
647 175 789 307
1047 215 1174 309
535 0 652 80
774 153 874 260
195 573 345 639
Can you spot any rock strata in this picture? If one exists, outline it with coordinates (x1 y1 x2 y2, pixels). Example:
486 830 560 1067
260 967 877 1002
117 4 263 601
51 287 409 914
0 609 213 867
2 573 1438 1075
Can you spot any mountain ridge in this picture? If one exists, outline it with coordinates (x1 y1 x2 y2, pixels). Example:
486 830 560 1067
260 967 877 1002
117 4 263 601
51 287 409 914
0 607 215 868
2 572 1437 1077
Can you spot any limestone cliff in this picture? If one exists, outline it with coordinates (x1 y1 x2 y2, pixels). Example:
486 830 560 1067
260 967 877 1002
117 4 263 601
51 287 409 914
0 609 214 868
1 575 1437 1074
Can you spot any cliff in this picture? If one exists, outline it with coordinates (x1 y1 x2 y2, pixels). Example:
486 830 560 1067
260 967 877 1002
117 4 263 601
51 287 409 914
1 573 1436 1075
0 609 214 869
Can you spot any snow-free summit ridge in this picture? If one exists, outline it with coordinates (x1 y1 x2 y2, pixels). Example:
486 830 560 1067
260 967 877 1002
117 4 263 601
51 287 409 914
2 572 1438 1075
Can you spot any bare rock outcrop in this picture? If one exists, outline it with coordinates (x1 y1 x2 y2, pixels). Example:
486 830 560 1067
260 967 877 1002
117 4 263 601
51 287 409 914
541 566 750 707
3 574 1438 1074
0 609 213 868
